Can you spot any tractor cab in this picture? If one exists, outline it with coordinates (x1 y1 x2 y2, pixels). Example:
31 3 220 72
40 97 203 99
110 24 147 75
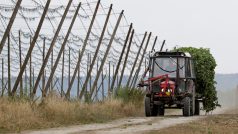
140 51 199 117
149 51 195 96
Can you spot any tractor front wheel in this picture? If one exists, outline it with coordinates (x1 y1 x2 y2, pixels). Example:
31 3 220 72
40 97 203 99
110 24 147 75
151 105 158 116
183 97 190 117
158 105 165 116
145 97 152 117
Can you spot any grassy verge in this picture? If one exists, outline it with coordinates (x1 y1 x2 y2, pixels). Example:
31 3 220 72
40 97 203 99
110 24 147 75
0 94 144 133
147 109 238 134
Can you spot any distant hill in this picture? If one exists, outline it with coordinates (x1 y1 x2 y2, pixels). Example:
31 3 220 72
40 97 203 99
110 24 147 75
215 73 238 91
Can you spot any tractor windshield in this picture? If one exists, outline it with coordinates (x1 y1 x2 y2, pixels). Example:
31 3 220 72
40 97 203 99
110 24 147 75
153 57 185 78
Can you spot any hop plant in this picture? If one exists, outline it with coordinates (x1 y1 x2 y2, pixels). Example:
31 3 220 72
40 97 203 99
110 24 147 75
175 47 220 112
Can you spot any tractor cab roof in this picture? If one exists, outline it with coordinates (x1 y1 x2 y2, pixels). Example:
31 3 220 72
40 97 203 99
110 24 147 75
151 51 192 58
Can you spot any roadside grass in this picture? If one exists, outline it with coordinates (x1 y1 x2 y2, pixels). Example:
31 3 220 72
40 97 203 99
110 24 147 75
146 109 238 134
0 89 144 133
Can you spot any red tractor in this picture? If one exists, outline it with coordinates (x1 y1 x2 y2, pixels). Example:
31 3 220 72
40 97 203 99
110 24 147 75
139 51 200 117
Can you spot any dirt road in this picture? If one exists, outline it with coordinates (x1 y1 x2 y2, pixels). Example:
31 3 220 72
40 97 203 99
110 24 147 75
22 108 227 134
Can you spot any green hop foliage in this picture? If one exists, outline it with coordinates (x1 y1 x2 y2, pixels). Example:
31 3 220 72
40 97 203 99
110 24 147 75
175 47 220 112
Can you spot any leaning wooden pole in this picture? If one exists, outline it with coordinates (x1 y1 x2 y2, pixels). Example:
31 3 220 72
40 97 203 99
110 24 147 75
32 0 74 97
118 29 134 87
88 10 124 99
126 32 147 87
66 0 101 98
110 23 133 92
130 32 152 88
0 0 23 54
151 36 158 51
80 4 112 99
160 40 166 52
11 0 51 96
44 2 82 97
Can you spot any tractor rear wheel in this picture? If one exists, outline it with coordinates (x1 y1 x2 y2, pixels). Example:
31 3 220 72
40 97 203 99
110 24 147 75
183 97 190 117
145 97 152 117
190 91 195 116
194 100 200 115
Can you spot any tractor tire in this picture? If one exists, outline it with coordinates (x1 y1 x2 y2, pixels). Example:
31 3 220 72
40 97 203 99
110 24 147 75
145 97 152 117
183 97 190 117
190 90 195 116
151 105 158 116
158 105 165 116
194 100 200 115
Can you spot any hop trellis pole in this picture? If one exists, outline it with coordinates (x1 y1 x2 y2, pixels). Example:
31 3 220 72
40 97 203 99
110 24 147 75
0 0 160 101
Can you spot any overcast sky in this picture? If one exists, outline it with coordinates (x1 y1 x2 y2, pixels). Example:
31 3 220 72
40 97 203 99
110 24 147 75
108 0 238 74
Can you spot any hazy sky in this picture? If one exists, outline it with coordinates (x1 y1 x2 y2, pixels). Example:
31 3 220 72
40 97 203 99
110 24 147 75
108 0 238 74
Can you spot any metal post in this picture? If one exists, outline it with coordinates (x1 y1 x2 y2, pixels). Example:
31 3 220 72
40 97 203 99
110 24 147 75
88 10 124 99
110 23 133 92
33 68 35 88
77 51 80 98
93 73 106 101
112 65 115 94
7 34 11 96
80 4 112 98
131 32 152 88
32 0 74 97
51 47 54 92
145 57 146 69
61 49 65 97
236 86 238 107
42 38 46 97
19 30 23 97
126 32 147 87
29 35 32 95
101 67 104 100
0 0 23 54
1 58 4 97
118 29 134 87
68 47 71 97
30 46 32 95
95 58 99 99
42 2 81 98
77 67 80 98
11 0 51 96
160 40 166 52
68 0 101 98
108 61 111 97
117 72 119 87
89 54 92 92
24 66 28 96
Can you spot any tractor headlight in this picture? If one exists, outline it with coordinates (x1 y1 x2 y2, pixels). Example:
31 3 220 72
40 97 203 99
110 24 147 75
161 88 164 92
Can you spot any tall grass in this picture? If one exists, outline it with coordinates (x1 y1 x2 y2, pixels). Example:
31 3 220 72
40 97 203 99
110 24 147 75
0 92 144 132
115 87 145 105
